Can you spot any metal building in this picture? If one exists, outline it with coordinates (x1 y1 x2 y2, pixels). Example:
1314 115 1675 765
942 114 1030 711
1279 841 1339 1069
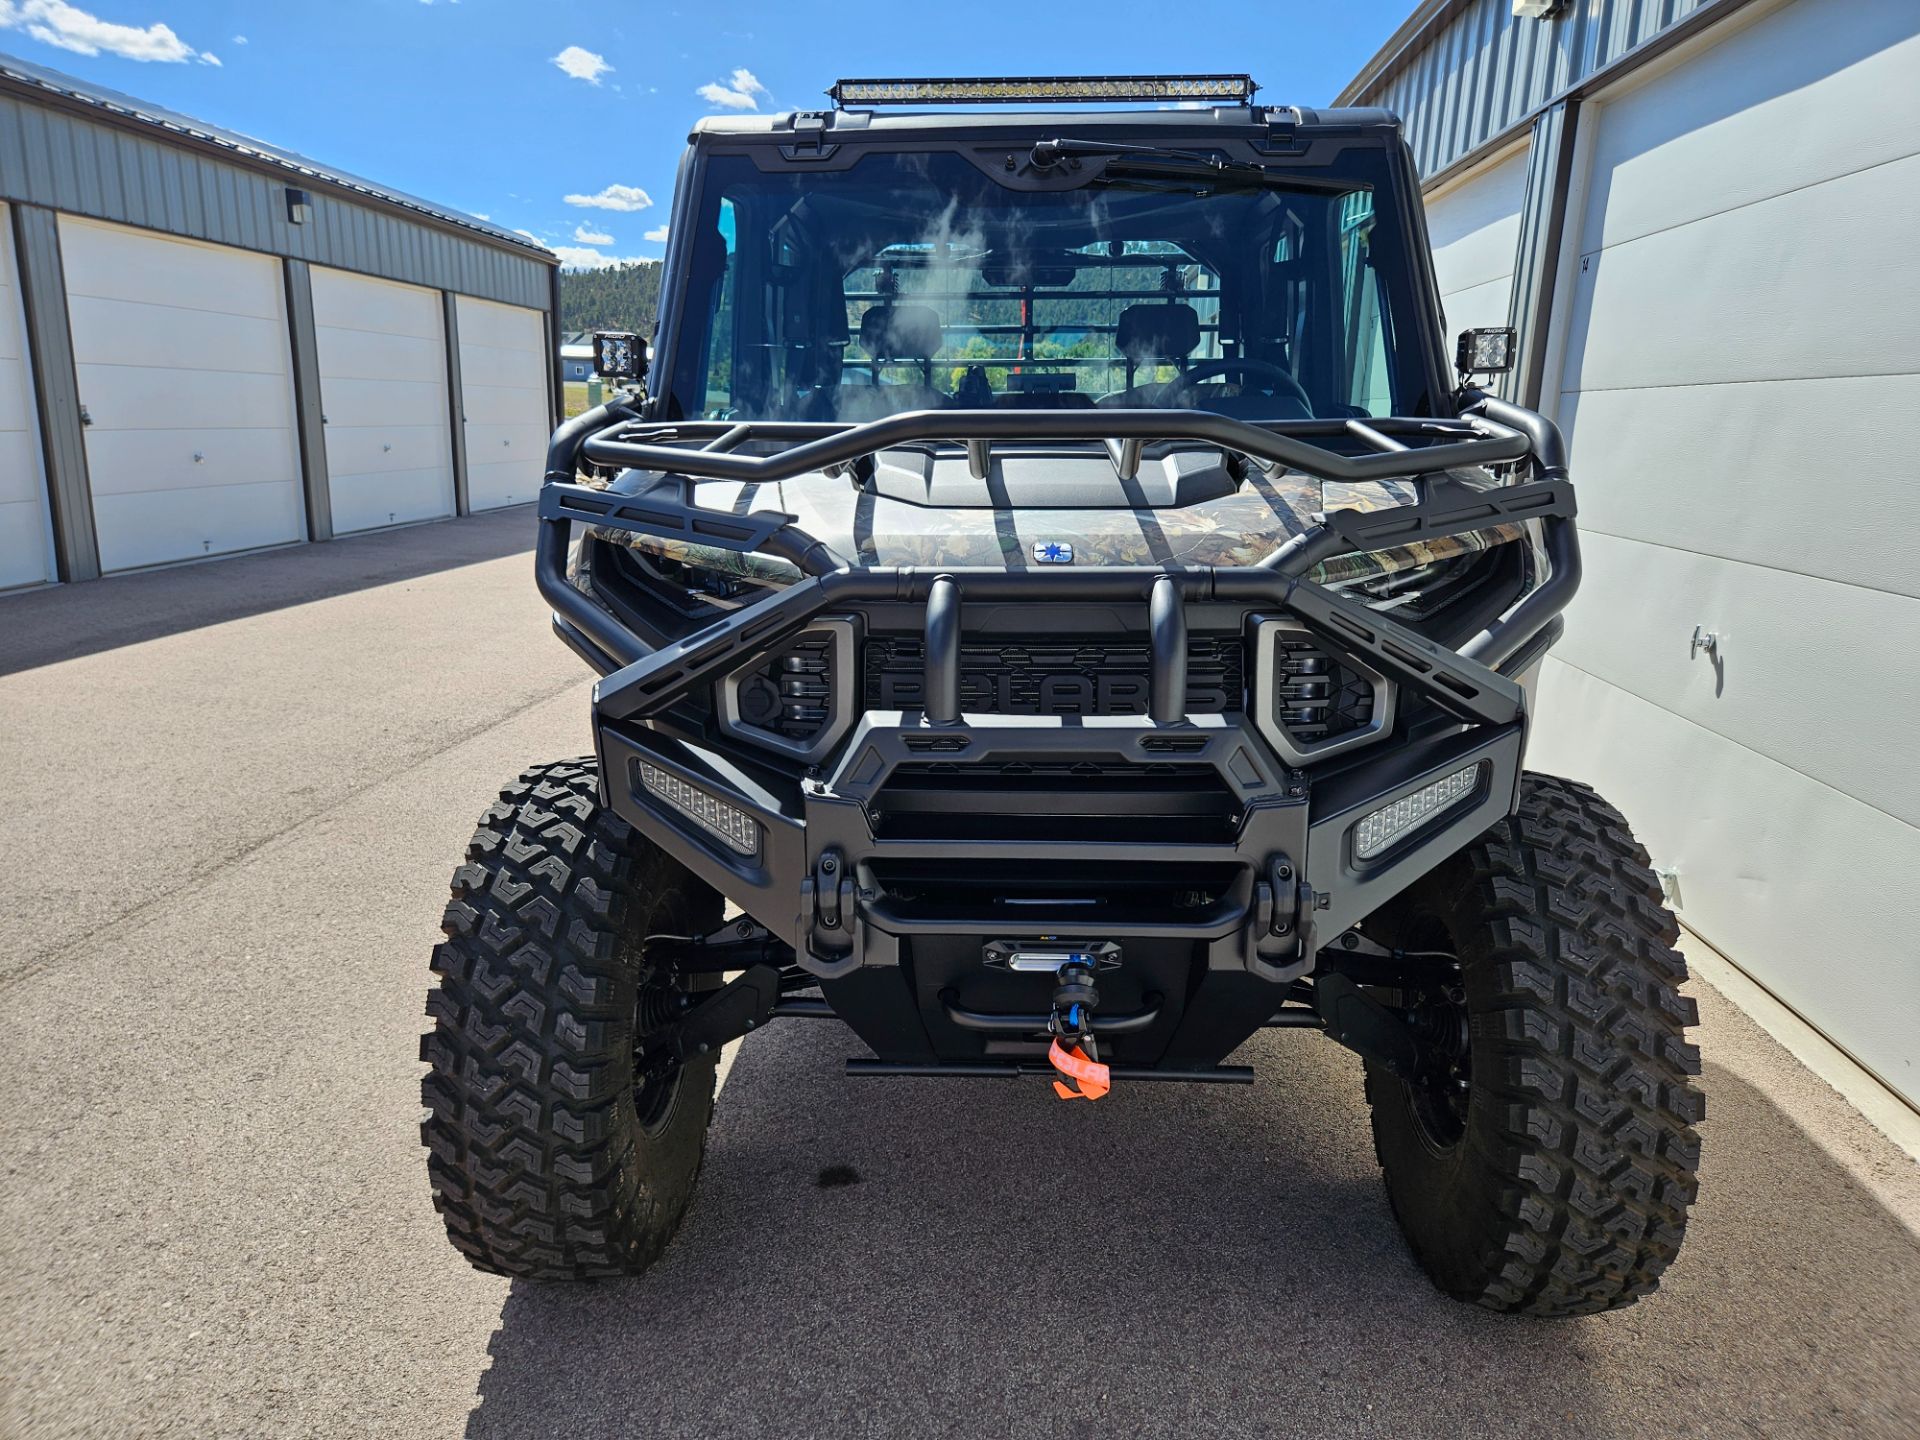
1341 0 1920 1107
0 51 560 589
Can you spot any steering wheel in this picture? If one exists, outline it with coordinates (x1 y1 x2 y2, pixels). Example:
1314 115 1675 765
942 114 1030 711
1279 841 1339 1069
1158 358 1311 410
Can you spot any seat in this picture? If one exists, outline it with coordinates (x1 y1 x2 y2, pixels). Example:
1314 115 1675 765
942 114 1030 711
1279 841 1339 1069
1098 302 1200 406
837 304 948 419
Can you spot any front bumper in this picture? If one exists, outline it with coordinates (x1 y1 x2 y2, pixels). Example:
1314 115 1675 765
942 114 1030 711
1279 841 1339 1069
602 702 1524 1068
536 395 1578 1071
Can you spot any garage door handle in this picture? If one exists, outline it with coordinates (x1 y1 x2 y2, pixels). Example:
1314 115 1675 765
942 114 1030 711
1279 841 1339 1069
79 403 93 427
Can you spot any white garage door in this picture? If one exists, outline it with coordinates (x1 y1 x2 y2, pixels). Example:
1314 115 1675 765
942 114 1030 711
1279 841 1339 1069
0 202 54 590
60 217 304 573
1422 144 1529 340
310 267 454 534
1529 0 1920 1104
456 295 549 511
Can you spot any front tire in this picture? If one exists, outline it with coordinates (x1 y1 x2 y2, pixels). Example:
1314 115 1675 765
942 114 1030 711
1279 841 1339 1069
420 759 722 1279
1362 774 1704 1316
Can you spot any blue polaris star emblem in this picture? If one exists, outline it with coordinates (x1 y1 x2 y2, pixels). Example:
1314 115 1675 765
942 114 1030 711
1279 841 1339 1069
1034 541 1075 565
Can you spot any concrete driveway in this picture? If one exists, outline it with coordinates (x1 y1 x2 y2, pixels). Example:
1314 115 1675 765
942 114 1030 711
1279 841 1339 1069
3 510 1918 1439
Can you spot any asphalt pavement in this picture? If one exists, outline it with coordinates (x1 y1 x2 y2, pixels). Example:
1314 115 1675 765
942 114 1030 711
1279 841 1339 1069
3 510 1918 1439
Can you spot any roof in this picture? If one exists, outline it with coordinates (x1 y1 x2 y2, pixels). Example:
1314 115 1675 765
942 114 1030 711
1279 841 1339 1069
0 49 553 262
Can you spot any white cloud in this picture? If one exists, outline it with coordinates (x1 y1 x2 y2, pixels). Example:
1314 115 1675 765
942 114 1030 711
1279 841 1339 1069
0 1 218 64
470 212 490 221
231 34 246 45
199 51 218 66
643 225 669 243
563 183 653 212
551 245 656 272
551 45 610 85
572 224 614 244
697 67 765 111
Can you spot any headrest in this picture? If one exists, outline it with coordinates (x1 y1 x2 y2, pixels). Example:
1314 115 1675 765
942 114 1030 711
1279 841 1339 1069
860 305 944 361
1115 303 1200 364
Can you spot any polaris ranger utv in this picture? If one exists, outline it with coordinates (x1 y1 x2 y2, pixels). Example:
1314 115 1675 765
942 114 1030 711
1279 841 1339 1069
421 75 1702 1316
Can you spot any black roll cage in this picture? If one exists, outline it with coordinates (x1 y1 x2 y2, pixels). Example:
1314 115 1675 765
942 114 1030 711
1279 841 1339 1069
533 392 1581 738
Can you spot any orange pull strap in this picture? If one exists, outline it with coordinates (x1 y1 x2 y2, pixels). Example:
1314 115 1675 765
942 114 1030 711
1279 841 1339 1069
1048 1037 1111 1101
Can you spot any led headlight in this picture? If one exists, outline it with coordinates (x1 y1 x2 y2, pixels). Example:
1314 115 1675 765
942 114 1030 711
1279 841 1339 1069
637 761 760 858
1353 764 1484 860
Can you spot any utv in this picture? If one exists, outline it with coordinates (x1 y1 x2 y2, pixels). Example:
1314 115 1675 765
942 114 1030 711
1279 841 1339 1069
421 75 1702 1316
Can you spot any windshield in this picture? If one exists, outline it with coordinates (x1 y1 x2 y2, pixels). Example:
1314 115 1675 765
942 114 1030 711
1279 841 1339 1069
663 148 1435 425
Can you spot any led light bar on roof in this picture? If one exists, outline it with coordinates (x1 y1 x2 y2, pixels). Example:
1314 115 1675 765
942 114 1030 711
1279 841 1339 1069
829 75 1257 107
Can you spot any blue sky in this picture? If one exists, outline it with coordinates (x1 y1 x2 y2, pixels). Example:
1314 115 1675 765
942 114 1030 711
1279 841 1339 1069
0 0 1413 267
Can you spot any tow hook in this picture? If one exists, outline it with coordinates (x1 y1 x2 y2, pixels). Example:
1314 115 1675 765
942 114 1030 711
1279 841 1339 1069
1046 962 1111 1101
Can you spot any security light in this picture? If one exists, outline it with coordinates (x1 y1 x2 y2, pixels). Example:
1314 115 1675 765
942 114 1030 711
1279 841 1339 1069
285 187 312 225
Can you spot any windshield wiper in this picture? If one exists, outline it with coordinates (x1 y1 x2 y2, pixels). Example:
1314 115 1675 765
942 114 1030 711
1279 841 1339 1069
1031 137 1271 177
1031 137 1353 193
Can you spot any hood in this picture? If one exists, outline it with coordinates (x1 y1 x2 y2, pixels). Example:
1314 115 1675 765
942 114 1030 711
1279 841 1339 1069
591 444 1523 589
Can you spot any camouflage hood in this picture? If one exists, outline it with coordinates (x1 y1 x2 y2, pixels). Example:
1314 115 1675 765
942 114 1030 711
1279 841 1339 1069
589 445 1523 589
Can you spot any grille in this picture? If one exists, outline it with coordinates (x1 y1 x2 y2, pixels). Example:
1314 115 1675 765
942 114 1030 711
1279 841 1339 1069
732 630 836 742
1270 632 1377 745
863 634 1243 717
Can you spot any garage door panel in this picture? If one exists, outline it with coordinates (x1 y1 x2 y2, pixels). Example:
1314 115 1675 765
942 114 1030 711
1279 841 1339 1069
1562 153 1920 393
311 324 443 383
1 202 52 589
1437 274 1514 339
1557 531 1920 826
1581 0 1920 255
0 499 50 586
1561 373 1920 598
76 362 295 435
1423 149 1528 297
326 468 457 532
457 343 546 394
462 421 542 462
462 460 538 512
64 296 293 377
320 375 447 432
61 217 303 572
81 426 310 499
456 296 548 512
320 423 452 478
1528 659 1920 1108
311 268 453 535
0 425 43 506
60 219 282 317
456 296 544 352
92 480 304 574
460 381 546 427
309 269 441 337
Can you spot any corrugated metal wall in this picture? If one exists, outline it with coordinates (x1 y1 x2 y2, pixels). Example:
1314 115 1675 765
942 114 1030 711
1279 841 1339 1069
0 93 550 311
1341 0 1728 179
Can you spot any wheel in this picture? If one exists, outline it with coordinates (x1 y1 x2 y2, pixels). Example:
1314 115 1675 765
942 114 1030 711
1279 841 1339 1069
420 758 723 1278
1360 773 1704 1316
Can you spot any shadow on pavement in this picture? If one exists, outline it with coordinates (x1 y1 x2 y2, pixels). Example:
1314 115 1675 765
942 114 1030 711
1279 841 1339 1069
0 507 535 677
463 1017 1920 1438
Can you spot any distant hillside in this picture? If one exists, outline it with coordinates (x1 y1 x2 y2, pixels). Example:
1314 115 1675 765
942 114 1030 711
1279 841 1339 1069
559 262 664 336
